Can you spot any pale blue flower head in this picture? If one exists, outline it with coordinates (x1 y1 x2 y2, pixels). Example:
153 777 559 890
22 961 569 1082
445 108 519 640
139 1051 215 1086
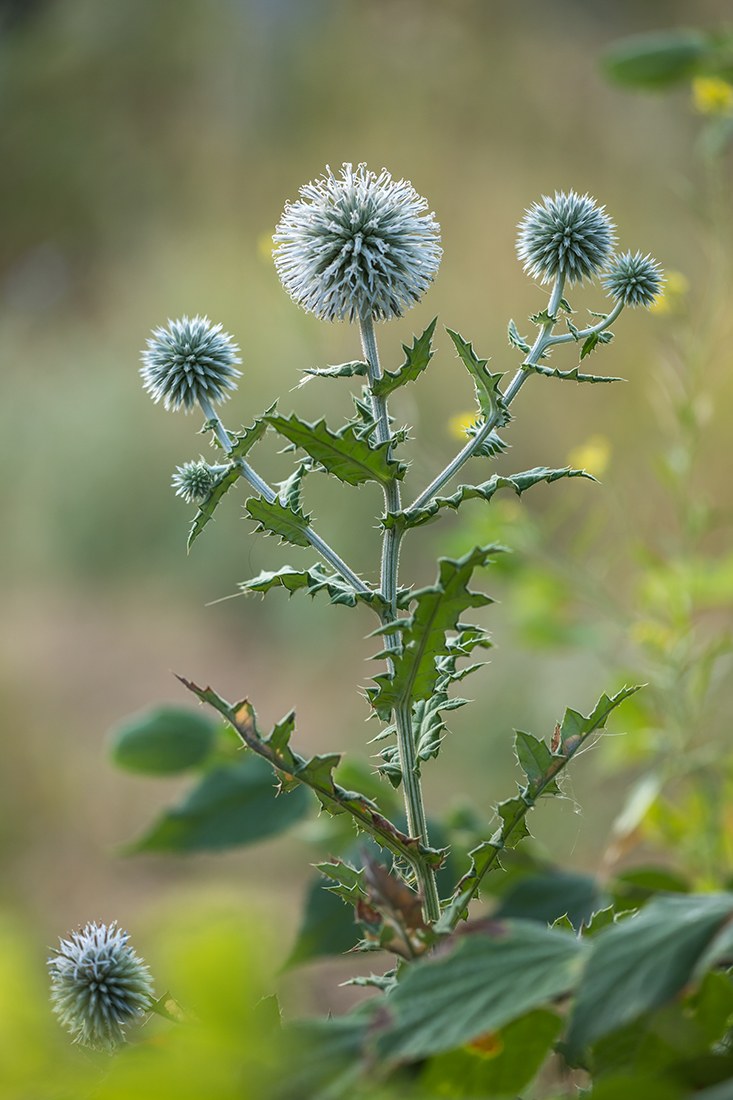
172 459 222 503
48 922 154 1050
140 315 242 412
517 191 616 285
603 250 664 308
273 163 442 323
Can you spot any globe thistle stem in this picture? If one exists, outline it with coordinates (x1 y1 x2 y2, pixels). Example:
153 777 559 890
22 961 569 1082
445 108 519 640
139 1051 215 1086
359 312 441 923
199 397 370 596
548 299 624 346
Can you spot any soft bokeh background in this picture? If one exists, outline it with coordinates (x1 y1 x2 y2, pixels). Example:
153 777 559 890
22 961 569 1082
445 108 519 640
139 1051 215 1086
1 0 732 1023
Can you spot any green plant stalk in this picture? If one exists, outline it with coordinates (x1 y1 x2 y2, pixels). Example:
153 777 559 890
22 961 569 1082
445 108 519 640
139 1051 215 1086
360 313 441 922
198 396 370 595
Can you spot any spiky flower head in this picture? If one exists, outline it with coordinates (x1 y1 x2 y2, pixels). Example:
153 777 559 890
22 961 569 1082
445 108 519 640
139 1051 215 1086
602 250 664 308
48 922 154 1050
517 191 616 286
273 163 442 323
172 459 221 503
140 315 242 412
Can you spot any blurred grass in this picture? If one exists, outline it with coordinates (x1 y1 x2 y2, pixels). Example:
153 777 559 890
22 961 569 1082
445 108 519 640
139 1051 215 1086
1 0 732 1040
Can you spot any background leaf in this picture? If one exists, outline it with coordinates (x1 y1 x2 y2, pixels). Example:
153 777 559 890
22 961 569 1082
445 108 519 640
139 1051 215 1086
109 705 217 775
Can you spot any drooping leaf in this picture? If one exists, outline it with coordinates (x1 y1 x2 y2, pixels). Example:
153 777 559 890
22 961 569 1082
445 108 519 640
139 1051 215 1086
265 412 405 486
508 319 531 354
370 318 438 398
298 361 368 387
566 893 733 1056
245 496 312 547
109 705 217 775
239 563 378 609
601 29 710 89
445 328 506 422
421 1009 562 1097
284 877 360 968
374 921 585 1062
367 546 498 720
384 466 593 531
125 753 311 853
530 362 623 384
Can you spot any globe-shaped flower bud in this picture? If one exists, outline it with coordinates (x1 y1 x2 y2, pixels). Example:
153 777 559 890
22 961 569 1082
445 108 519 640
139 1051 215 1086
172 459 220 503
602 250 664 308
48 922 154 1050
517 191 616 286
273 163 442 323
140 315 242 412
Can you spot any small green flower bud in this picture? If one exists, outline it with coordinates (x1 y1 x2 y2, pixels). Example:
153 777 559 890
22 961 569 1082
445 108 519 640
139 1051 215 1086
140 315 241 412
273 163 442 323
172 459 220 503
517 191 616 286
48 922 154 1050
602 250 664 308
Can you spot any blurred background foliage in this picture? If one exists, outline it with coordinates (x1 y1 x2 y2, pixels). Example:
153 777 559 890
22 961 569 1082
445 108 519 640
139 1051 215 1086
2 0 733 1079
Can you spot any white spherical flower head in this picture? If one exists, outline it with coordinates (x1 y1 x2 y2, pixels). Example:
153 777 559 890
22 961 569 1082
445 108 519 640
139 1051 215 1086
273 163 442 323
140 315 242 412
517 191 617 286
48 922 154 1050
602 250 664 308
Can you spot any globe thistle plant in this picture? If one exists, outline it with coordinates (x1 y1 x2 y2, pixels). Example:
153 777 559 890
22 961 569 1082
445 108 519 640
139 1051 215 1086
603 249 665 308
517 190 616 285
140 315 241 412
48 922 154 1050
172 459 222 503
273 163 442 323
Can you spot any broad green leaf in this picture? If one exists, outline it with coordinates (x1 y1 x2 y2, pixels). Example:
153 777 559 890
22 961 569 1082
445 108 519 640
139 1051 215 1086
421 1009 562 1097
496 870 603 931
601 29 709 89
375 921 585 1062
265 412 405 486
508 318 531 353
298 361 368 387
531 361 623 384
245 496 312 547
445 328 506 421
109 706 216 775
566 893 733 1055
284 877 359 968
371 318 437 398
239 563 376 609
367 545 498 720
587 1077 685 1100
515 730 557 791
385 466 593 530
125 753 311 853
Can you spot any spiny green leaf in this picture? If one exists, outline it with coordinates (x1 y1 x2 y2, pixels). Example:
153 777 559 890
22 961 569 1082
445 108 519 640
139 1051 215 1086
559 297 574 313
385 467 593 531
277 463 308 511
367 546 499 721
559 686 641 758
375 922 585 1062
508 319 531 353
227 410 272 460
445 328 506 421
245 496 312 547
566 319 581 341
497 798 532 847
371 318 437 398
298 361 368 387
530 308 559 327
531 362 623 384
580 330 613 359
239 563 377 609
265 412 405 486
515 731 559 796
316 860 367 904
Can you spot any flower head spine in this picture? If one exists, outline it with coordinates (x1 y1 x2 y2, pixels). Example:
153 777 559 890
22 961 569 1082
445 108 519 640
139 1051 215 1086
602 250 664 308
517 191 616 286
48 922 154 1050
273 163 442 323
140 315 242 412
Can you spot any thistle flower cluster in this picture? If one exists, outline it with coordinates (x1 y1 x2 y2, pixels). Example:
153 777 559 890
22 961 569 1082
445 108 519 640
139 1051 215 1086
48 922 154 1050
172 459 221 503
517 191 616 285
602 249 664 307
273 163 442 323
140 315 241 412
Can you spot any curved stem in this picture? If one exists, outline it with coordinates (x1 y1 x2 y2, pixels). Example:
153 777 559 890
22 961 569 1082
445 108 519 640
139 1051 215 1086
547 299 624 346
198 396 370 595
359 313 440 922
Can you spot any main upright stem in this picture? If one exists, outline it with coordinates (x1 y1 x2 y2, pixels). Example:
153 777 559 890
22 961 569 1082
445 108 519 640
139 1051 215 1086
359 313 441 922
